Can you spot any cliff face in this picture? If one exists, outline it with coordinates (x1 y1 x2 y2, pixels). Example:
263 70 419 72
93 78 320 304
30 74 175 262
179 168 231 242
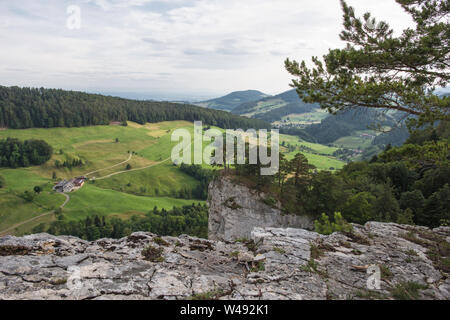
208 177 314 241
0 222 449 300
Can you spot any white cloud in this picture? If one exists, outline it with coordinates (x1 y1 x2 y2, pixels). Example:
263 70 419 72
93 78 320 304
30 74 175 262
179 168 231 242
0 0 415 98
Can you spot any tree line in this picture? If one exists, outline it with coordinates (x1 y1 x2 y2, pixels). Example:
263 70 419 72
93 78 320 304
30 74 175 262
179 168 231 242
35 203 208 241
0 137 53 168
179 163 215 200
0 86 270 130
232 123 449 229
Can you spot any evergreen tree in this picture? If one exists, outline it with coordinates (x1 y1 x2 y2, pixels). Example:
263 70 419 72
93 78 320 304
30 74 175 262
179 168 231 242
285 0 449 126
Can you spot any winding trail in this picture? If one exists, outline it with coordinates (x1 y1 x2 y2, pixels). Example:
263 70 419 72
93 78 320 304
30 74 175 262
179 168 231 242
93 142 192 181
0 193 70 237
0 143 190 235
94 156 171 180
84 153 133 177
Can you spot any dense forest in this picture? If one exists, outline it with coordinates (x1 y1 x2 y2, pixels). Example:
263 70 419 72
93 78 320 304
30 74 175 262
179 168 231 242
232 122 449 229
0 137 53 168
36 203 208 241
0 86 270 130
179 163 215 200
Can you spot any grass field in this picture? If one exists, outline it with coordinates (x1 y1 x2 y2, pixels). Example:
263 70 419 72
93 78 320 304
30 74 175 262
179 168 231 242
332 130 378 150
0 121 206 235
273 110 329 126
279 134 345 170
63 184 201 221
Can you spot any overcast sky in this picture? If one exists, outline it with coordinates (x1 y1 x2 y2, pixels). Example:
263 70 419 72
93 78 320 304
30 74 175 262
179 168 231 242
0 0 415 100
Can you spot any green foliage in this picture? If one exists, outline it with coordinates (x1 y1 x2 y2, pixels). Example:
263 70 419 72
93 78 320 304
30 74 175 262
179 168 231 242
0 86 270 130
141 245 164 262
314 212 353 235
285 0 449 126
250 261 265 273
262 196 278 208
391 281 428 300
20 190 36 202
179 163 215 200
397 208 415 225
0 174 4 188
342 192 376 224
153 237 169 246
44 203 208 241
0 138 52 168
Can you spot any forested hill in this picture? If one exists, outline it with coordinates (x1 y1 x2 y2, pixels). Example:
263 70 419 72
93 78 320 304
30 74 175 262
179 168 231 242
283 109 405 145
231 89 319 122
196 90 269 111
0 86 270 130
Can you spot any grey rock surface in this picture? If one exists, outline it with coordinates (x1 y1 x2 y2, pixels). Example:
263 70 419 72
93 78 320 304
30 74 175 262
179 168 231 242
208 177 314 241
0 223 448 300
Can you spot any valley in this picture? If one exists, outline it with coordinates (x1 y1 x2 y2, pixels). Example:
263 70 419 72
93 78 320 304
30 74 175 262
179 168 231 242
0 120 345 236
0 121 204 236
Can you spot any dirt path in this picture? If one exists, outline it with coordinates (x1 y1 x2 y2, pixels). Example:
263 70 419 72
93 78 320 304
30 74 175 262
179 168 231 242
94 143 192 181
94 156 171 180
0 193 70 237
84 153 133 177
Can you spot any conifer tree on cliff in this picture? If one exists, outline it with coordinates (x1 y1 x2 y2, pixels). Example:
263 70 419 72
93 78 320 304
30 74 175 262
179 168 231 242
285 0 449 127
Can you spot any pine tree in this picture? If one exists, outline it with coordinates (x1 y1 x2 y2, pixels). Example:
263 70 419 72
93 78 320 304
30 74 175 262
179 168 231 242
285 0 449 127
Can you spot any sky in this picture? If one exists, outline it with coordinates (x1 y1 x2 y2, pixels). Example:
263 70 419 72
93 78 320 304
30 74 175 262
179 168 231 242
0 0 415 100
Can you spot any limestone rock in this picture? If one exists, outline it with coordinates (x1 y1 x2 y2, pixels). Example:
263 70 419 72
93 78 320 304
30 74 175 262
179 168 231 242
208 176 314 241
0 222 448 300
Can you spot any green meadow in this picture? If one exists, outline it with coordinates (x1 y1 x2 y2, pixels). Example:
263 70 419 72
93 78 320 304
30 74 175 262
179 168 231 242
279 134 345 170
0 121 206 235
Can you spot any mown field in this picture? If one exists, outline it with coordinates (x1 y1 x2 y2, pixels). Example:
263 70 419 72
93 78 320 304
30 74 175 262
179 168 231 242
0 121 344 235
0 121 205 235
279 134 345 171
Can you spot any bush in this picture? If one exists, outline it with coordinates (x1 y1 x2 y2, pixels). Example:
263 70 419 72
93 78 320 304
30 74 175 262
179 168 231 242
141 245 164 262
315 212 353 235
391 281 428 300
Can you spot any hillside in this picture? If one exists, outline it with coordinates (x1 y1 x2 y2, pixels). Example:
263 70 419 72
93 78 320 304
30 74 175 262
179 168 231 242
281 108 410 161
0 121 209 237
0 86 270 130
231 89 320 123
195 90 270 111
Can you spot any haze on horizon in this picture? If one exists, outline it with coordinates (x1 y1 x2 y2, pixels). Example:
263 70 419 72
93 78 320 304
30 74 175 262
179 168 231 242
0 0 415 100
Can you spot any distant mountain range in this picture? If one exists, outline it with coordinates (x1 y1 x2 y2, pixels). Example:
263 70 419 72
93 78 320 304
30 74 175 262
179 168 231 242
231 89 320 123
195 90 270 111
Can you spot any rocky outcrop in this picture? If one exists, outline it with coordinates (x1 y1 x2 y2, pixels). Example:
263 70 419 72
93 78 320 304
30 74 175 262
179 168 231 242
0 222 448 300
208 176 314 241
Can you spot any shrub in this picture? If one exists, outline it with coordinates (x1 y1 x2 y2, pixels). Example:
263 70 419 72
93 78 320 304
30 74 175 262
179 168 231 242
315 212 353 235
141 245 164 262
391 281 428 300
